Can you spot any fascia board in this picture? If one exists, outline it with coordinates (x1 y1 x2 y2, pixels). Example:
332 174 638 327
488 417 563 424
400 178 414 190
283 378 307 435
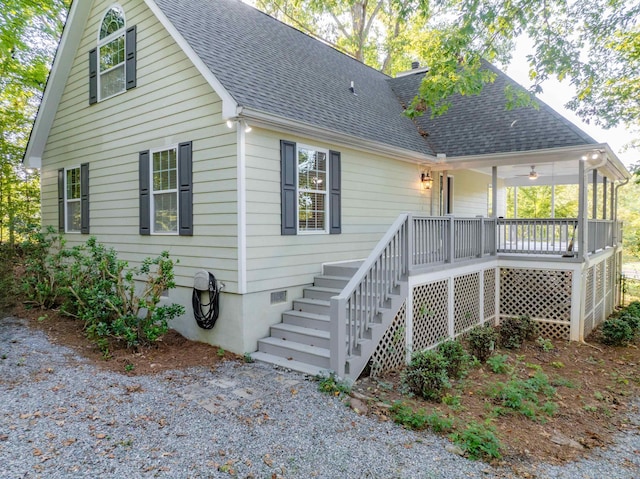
433 144 631 181
24 1 93 168
144 0 238 119
239 107 437 165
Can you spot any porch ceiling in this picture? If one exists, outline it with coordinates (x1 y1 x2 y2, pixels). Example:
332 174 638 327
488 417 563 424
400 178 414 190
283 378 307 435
428 143 630 186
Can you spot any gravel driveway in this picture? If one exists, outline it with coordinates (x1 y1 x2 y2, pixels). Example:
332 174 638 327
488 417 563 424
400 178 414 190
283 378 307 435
1 316 639 478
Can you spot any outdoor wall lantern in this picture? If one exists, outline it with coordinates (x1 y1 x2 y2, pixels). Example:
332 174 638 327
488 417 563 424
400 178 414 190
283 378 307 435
421 171 433 190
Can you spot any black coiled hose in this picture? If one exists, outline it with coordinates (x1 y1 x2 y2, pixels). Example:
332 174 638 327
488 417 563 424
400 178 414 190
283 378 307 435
192 272 219 329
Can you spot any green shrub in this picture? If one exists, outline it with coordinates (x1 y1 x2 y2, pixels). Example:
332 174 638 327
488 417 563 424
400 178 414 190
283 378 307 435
402 349 451 401
450 421 502 460
486 372 557 420
499 315 537 349
63 238 184 351
438 339 468 379
536 336 554 352
601 317 634 346
317 373 351 396
390 402 454 432
619 313 640 334
0 243 19 312
21 227 69 309
467 325 498 362
23 234 184 352
486 354 510 374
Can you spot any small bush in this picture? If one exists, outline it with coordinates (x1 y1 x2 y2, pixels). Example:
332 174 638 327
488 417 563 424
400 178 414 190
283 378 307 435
467 325 498 362
438 339 468 379
390 402 454 432
601 318 634 346
402 349 451 401
499 315 537 349
619 313 640 334
21 227 68 309
0 243 19 312
450 421 502 460
487 354 510 374
317 373 351 396
536 336 554 352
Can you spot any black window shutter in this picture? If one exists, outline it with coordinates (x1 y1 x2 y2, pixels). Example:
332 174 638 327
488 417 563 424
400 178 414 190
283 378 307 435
139 150 150 235
280 140 297 235
58 169 65 232
89 48 97 104
80 163 90 234
125 25 137 90
178 141 193 236
329 150 341 234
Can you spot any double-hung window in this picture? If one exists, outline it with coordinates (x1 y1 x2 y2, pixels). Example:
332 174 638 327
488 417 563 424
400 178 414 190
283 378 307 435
297 146 328 233
65 168 82 232
151 147 178 234
89 5 136 104
58 164 89 234
139 142 193 236
280 140 341 235
98 6 126 100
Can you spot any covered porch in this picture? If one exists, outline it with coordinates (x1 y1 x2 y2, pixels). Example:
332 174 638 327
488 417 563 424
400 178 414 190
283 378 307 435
330 144 631 379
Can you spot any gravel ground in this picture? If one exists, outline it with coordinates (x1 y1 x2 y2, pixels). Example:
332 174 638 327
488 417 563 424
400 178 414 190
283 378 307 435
1 316 639 479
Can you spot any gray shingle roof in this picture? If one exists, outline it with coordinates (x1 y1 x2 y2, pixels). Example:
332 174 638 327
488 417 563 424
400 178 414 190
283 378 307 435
154 0 434 156
389 62 597 157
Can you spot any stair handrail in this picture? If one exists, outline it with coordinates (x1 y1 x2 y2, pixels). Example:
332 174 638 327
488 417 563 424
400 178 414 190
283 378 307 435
329 213 410 378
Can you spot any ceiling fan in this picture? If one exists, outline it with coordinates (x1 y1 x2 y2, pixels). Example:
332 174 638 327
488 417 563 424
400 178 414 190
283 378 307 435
516 165 539 180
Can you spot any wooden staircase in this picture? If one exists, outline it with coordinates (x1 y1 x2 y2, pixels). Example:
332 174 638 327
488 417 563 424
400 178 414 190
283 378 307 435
251 262 360 376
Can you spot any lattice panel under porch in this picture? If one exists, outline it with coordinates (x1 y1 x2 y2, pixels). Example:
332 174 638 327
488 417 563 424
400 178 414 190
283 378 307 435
484 269 497 324
454 272 481 335
368 301 406 377
584 266 595 336
412 280 449 351
499 268 572 322
594 261 604 325
535 320 571 340
606 256 614 316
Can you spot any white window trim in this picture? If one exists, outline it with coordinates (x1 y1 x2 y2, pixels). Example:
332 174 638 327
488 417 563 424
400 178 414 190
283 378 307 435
150 145 180 236
296 143 329 235
64 166 81 234
97 4 126 102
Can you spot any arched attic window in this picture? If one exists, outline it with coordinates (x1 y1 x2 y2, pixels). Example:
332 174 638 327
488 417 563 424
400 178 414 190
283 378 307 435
89 4 137 104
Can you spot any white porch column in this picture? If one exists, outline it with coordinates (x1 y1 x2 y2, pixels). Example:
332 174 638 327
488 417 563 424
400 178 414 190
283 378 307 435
571 264 586 341
592 170 598 219
603 177 608 220
405 285 413 363
578 160 587 260
491 166 498 218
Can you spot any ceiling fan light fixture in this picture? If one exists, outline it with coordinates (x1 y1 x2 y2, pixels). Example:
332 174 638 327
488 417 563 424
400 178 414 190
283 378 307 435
528 166 538 180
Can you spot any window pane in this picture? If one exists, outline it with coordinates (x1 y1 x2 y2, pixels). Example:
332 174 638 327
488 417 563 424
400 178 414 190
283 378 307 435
154 193 178 233
67 201 81 232
100 7 125 39
100 36 125 71
100 64 125 98
66 168 80 199
152 149 177 192
298 192 325 231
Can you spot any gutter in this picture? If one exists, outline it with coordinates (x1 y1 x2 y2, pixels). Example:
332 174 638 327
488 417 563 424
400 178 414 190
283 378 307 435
231 107 437 165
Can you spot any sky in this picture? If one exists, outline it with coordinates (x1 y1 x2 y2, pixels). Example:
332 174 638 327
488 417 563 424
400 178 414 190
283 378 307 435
506 40 638 169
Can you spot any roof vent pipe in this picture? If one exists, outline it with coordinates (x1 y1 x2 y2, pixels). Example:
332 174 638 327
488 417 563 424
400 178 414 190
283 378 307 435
411 61 420 69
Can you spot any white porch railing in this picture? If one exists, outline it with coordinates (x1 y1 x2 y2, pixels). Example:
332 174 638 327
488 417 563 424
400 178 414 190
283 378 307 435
330 214 409 379
329 214 621 379
497 218 579 255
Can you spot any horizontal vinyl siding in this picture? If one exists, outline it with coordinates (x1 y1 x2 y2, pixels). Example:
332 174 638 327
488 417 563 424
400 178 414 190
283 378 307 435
40 0 238 291
244 129 430 292
449 170 493 217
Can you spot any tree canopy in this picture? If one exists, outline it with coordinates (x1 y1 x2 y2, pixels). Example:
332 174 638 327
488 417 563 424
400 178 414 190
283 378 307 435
0 0 69 243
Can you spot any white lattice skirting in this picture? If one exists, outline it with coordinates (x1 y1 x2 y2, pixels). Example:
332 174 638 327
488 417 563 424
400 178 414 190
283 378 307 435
368 250 621 377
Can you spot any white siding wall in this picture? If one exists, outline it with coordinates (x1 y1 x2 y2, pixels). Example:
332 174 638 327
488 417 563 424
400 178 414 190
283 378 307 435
244 129 432 293
41 0 238 292
40 0 244 351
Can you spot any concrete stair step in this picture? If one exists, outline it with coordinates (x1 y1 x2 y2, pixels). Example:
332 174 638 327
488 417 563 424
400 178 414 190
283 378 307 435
292 297 330 316
257 337 330 368
250 351 328 377
322 262 363 277
282 310 330 331
270 323 330 349
303 286 342 301
313 275 351 289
